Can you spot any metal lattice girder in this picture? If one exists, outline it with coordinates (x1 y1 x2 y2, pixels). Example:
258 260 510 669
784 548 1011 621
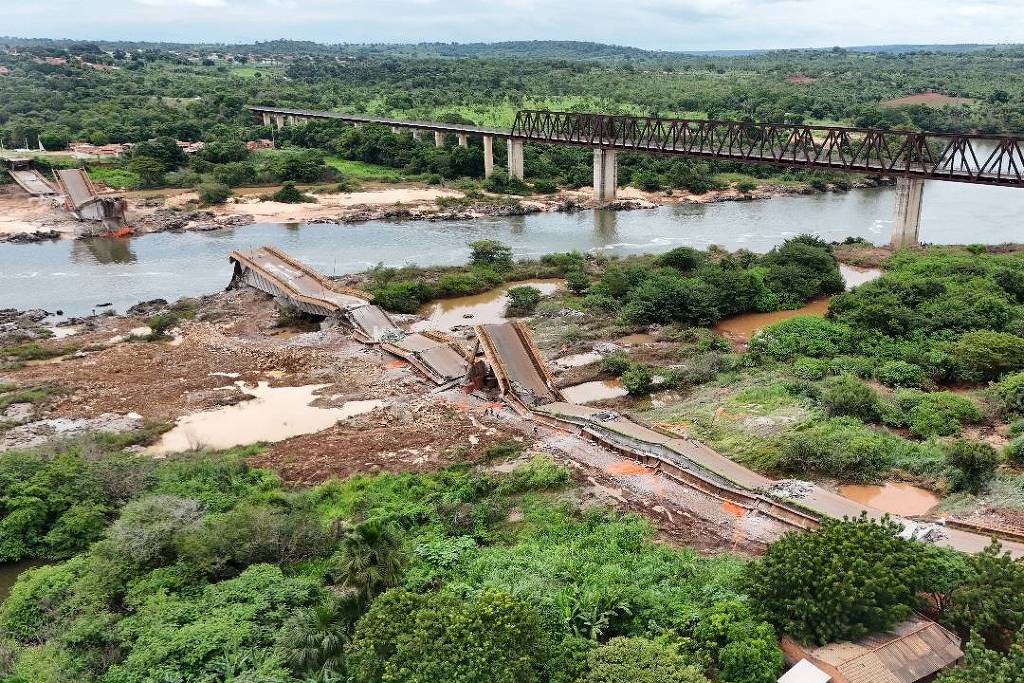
510 110 1024 187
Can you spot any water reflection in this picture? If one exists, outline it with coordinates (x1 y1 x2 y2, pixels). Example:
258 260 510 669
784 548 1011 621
593 209 618 239
71 237 136 264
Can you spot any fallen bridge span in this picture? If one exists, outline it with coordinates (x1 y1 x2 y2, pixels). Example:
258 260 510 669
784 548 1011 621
228 246 469 384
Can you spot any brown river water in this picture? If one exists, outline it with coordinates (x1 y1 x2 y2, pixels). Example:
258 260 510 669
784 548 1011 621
410 279 563 332
838 482 940 516
713 264 882 338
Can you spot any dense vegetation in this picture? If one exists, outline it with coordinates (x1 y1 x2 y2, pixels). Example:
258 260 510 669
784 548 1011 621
0 433 789 683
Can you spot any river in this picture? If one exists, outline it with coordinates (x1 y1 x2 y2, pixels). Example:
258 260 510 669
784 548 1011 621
3 182 1023 317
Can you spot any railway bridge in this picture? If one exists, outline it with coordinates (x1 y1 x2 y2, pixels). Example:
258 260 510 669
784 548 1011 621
249 105 1024 248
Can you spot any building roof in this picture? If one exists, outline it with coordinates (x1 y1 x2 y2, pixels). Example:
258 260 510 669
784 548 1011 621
779 658 832 683
793 616 963 683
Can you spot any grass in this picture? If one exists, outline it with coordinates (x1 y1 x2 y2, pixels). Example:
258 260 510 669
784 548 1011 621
0 342 76 363
323 156 417 182
229 66 273 78
87 166 141 190
0 383 62 411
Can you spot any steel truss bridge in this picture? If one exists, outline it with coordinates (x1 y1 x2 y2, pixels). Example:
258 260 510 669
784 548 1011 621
511 110 1024 187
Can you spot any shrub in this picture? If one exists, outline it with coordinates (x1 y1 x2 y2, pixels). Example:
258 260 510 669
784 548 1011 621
621 364 655 396
736 180 757 193
772 418 906 479
585 637 704 683
564 269 590 295
945 439 1001 494
506 286 543 316
947 330 1024 382
532 179 557 194
880 390 982 438
793 357 829 380
496 455 570 495
819 374 880 421
469 239 514 271
993 371 1024 417
601 351 632 376
196 180 231 205
107 494 202 567
271 182 315 203
749 316 852 360
657 247 704 272
828 355 874 378
875 360 927 388
1004 437 1024 467
371 280 434 313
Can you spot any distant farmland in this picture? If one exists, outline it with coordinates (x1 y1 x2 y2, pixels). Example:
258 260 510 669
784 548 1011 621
880 92 977 108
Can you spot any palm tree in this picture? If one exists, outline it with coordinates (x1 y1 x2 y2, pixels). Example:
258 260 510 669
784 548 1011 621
281 597 357 678
332 519 407 603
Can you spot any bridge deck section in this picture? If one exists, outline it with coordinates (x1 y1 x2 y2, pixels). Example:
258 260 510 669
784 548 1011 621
9 169 58 196
248 106 507 137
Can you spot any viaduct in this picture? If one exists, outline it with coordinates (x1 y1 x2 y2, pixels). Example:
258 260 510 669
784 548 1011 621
249 106 1024 248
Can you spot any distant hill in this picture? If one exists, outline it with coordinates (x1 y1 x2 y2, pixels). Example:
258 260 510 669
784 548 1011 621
0 36 1017 60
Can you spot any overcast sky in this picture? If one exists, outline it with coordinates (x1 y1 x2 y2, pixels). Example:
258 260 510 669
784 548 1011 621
5 0 1024 51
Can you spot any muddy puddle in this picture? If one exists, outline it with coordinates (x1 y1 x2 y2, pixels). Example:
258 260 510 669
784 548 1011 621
616 333 657 345
713 264 882 339
838 482 939 516
561 379 628 404
148 382 384 454
410 279 562 332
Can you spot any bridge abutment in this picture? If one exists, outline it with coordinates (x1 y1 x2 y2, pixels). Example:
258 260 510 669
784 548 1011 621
891 177 924 249
507 139 524 179
593 148 617 202
483 136 494 178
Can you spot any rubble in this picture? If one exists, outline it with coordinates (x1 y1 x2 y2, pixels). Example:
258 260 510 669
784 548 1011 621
769 479 815 500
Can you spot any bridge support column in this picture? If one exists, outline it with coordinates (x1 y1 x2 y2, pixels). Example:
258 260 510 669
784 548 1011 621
483 135 494 178
458 133 468 148
412 130 422 141
391 126 400 134
891 177 924 249
274 114 285 130
507 138 524 180
261 112 271 126
592 148 617 202
434 131 445 147
286 115 296 126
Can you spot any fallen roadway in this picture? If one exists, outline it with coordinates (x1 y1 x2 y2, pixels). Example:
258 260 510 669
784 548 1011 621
477 322 1024 557
228 246 469 384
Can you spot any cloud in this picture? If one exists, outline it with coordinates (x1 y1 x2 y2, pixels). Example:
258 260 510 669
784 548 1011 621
4 0 1024 50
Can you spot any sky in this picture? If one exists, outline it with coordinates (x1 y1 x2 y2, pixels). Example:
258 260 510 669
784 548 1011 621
4 0 1024 51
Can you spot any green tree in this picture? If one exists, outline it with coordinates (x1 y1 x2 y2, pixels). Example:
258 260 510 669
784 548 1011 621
469 239 514 271
565 269 590 295
506 286 542 316
272 181 315 203
347 589 546 683
584 637 705 683
331 519 407 603
127 155 167 188
944 543 1024 652
745 516 932 644
938 634 1024 683
621 364 654 396
197 180 231 205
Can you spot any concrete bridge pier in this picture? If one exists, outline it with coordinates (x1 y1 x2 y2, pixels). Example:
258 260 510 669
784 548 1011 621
261 112 272 126
891 177 924 248
434 131 445 147
391 126 400 134
274 114 285 130
286 115 296 126
412 130 422 141
458 133 468 148
483 136 494 178
507 138 524 180
593 148 617 202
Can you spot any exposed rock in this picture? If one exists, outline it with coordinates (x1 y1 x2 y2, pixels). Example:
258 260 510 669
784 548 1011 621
127 299 169 316
0 230 62 243
0 412 145 450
